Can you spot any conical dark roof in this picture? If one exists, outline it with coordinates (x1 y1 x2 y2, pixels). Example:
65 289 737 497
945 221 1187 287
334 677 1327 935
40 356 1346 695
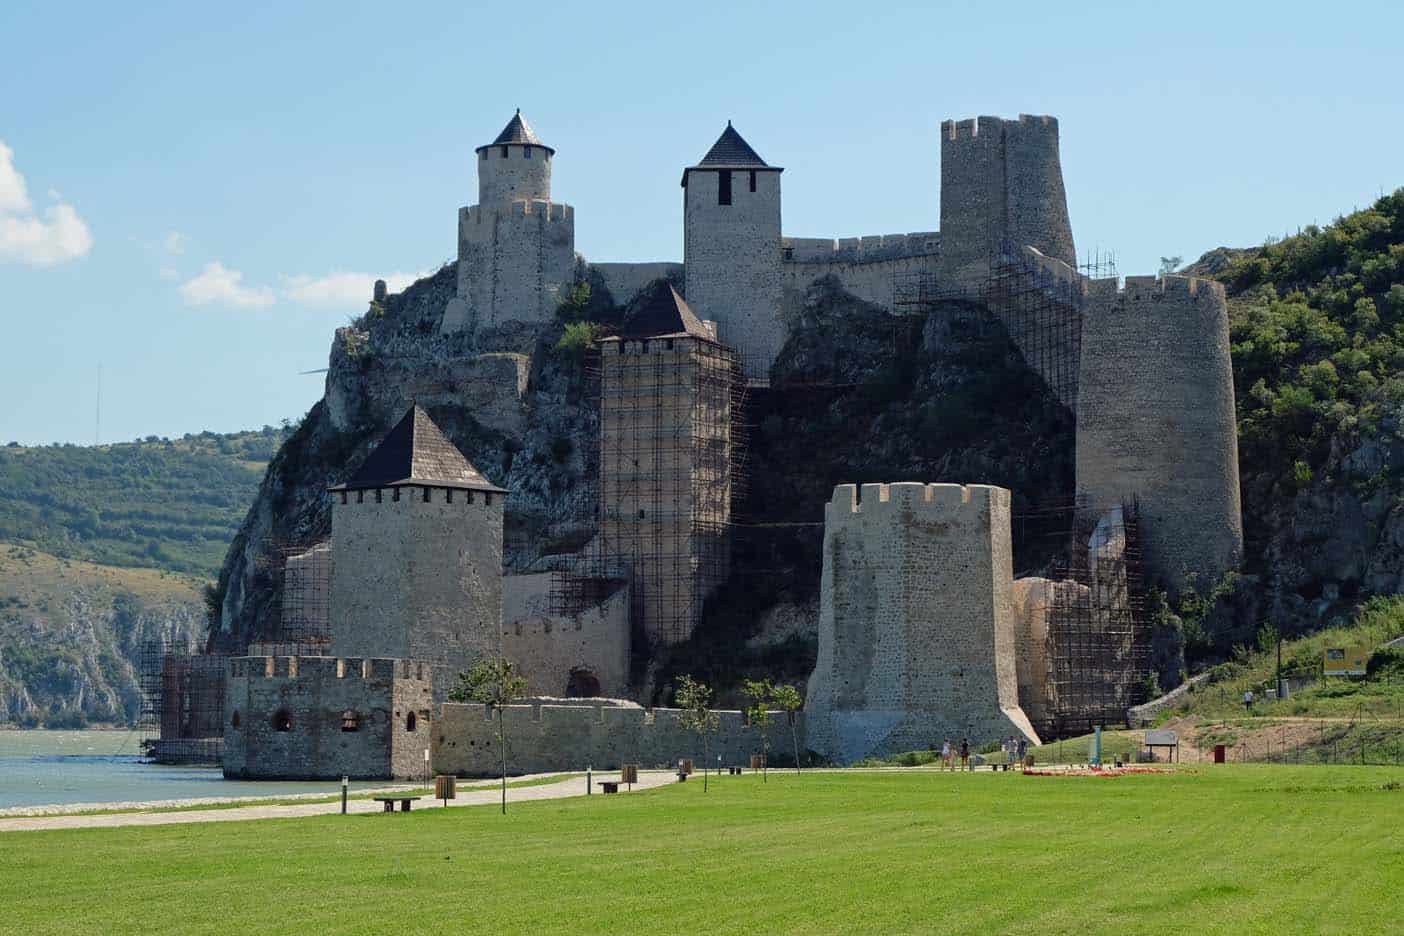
696 121 769 167
330 405 507 493
616 281 714 340
477 109 554 154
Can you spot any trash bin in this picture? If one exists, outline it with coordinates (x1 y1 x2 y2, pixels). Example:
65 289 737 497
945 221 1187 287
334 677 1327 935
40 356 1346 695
621 764 639 785
434 775 456 800
680 759 694 776
749 754 766 770
1213 744 1226 764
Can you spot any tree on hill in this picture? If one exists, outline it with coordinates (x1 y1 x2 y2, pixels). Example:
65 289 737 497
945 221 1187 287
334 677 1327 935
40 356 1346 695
449 657 528 814
675 675 720 791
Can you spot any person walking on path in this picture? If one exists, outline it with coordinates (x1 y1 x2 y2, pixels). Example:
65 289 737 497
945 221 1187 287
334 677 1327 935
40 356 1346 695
959 738 970 771
1017 735 1028 770
941 739 953 771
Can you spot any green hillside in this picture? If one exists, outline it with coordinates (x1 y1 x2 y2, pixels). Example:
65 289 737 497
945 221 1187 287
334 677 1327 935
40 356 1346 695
0 427 286 578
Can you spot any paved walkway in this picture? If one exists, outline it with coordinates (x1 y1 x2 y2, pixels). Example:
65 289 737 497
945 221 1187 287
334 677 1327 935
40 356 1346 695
0 771 675 833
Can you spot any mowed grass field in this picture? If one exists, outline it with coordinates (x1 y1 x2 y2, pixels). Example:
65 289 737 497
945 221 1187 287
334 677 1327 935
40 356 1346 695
1 766 1399 935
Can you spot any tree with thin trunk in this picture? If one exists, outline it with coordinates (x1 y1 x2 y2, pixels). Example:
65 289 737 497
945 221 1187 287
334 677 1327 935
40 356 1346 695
742 678 773 783
675 675 720 792
771 683 804 776
449 657 527 814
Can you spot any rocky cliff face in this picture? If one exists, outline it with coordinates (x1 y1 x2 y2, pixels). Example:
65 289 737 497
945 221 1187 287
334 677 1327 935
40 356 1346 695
212 266 601 652
0 549 204 726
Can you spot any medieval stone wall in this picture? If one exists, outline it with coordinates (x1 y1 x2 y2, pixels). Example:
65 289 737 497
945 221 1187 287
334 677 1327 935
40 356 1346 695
1076 275 1243 590
444 200 576 333
780 232 939 312
328 486 504 690
590 262 684 306
434 699 798 775
938 115 1075 293
222 656 432 780
501 572 631 698
683 168 784 378
805 482 1036 764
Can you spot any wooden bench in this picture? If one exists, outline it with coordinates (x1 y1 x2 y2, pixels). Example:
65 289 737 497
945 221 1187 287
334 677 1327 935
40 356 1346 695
373 796 423 813
600 781 619 794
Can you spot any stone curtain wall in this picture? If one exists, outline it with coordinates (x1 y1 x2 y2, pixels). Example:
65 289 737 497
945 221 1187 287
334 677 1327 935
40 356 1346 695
780 232 939 312
329 487 504 692
589 262 684 307
434 700 798 776
223 656 433 780
805 482 1037 764
1076 275 1243 591
938 115 1076 293
683 169 784 379
501 572 631 697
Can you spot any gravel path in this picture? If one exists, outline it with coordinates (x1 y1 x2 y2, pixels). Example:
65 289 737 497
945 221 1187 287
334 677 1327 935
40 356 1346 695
0 771 675 833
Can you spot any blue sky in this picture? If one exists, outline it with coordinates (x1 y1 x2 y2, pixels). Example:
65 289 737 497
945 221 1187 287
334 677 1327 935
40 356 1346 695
1 1 1398 445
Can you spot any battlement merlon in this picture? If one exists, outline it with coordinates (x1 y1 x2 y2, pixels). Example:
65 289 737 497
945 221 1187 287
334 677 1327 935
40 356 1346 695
461 201 574 225
782 232 940 263
942 113 1060 141
229 656 431 681
1085 272 1227 304
825 482 1010 523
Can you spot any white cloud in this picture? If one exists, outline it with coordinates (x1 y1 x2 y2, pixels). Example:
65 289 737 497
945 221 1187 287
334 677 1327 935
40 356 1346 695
0 140 93 267
179 261 275 309
282 270 429 307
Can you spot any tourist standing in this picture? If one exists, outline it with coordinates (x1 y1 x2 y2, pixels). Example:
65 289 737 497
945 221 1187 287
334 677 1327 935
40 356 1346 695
959 737 970 771
1017 735 1028 770
941 739 953 771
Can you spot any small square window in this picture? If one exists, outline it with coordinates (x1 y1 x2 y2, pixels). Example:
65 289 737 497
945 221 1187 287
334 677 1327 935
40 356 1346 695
523 146 531 158
718 171 732 206
501 145 509 158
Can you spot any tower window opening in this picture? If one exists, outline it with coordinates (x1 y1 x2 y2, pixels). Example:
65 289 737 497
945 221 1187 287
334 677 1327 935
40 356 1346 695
446 489 453 504
485 492 493 506
406 711 417 732
718 171 732 206
523 145 531 158
341 710 360 732
374 489 382 503
340 492 348 505
393 488 401 502
231 711 241 729
356 490 364 504
501 145 509 158
272 709 292 732
749 170 756 192
423 487 431 503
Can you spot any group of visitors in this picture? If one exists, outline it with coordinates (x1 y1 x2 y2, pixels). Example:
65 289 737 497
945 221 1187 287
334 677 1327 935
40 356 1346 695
937 738 970 771
934 735 1030 771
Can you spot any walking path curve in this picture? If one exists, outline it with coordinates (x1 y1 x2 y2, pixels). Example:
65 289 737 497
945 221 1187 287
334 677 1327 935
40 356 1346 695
0 770 674 834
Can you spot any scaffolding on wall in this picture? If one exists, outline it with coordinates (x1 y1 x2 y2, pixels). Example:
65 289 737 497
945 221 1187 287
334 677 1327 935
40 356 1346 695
550 334 747 652
258 540 333 656
138 641 227 764
1013 496 1150 739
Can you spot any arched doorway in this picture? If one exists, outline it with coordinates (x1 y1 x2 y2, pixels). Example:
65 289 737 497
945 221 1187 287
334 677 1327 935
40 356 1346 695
566 667 602 698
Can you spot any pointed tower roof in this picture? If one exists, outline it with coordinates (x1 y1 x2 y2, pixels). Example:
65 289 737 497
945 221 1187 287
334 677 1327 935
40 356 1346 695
613 280 715 340
329 405 507 493
682 121 782 185
476 109 554 155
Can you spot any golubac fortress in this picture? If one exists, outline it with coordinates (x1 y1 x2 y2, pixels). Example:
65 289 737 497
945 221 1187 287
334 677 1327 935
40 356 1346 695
163 110 1243 778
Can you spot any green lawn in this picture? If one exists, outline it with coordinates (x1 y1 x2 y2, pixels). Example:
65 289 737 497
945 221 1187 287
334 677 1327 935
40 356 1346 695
1 766 1400 934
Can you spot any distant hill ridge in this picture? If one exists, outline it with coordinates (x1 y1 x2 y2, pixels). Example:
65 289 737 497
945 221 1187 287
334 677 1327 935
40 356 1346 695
0 427 288 578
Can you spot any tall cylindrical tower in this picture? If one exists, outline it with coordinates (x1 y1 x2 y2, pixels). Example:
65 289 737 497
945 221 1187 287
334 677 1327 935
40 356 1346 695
1076 275 1243 593
475 109 554 207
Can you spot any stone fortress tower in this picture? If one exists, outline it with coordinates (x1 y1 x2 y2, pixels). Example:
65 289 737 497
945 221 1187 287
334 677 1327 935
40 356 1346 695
804 483 1037 764
595 281 739 648
937 114 1077 292
441 110 576 334
1077 276 1243 589
328 404 508 687
682 123 785 380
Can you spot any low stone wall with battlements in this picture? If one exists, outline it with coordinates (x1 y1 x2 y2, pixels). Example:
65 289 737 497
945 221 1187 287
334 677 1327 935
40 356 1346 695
433 698 799 776
781 232 940 312
501 572 631 698
223 656 433 780
805 482 1037 764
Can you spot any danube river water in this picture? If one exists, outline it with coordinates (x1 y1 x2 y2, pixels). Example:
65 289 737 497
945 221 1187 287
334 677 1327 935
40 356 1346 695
0 730 385 809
